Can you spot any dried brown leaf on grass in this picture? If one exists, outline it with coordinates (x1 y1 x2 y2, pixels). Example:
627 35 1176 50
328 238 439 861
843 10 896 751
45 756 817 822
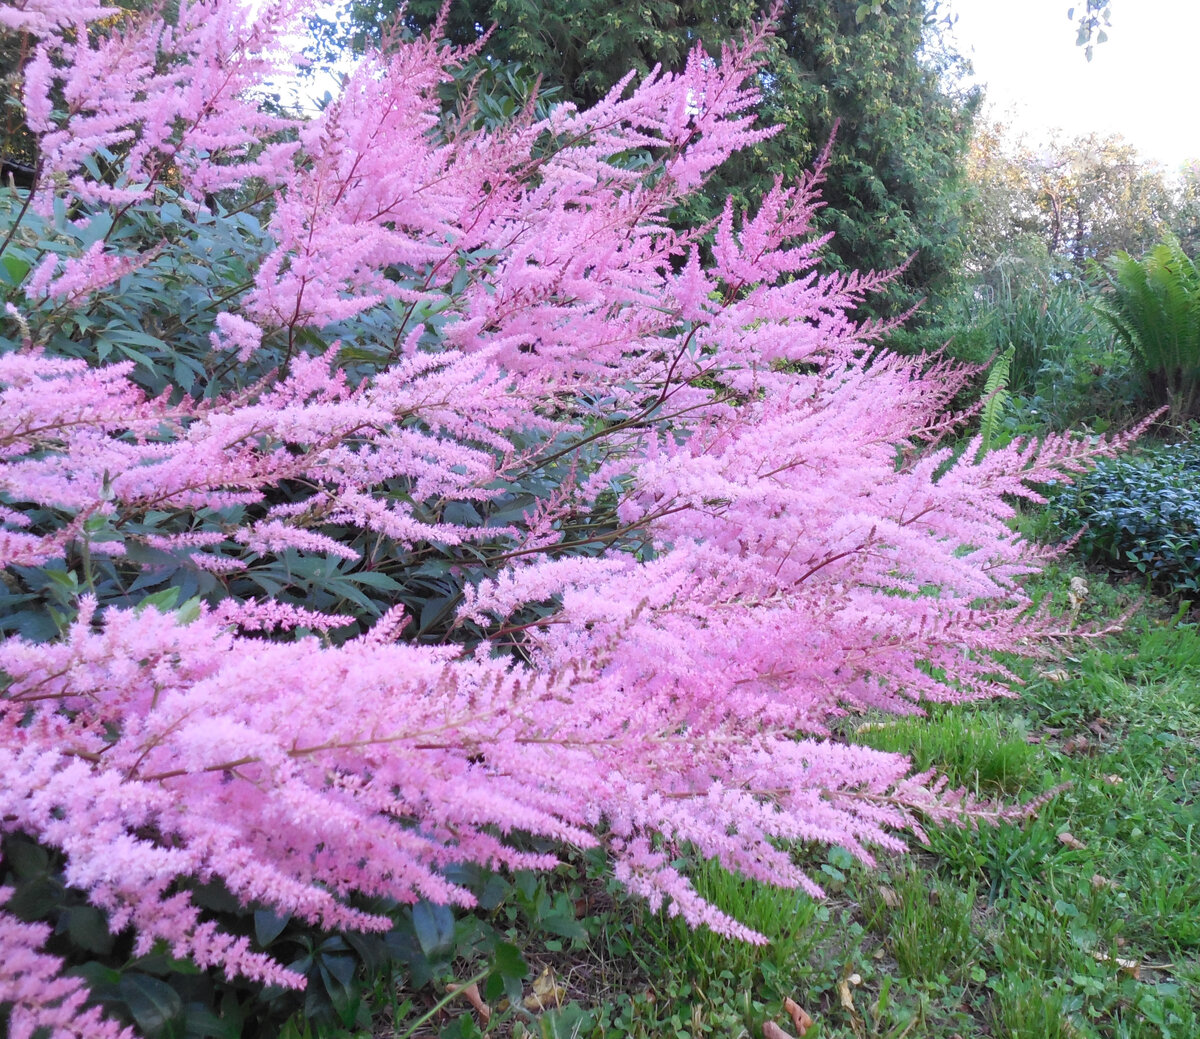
1061 734 1093 755
1091 949 1142 979
836 971 866 1038
783 995 815 1034
522 966 566 1011
445 981 491 1023
877 884 901 909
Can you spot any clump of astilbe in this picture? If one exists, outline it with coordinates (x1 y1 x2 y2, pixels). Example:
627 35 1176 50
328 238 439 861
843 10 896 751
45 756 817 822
0 1 1135 1034
17 0 307 213
0 886 136 1039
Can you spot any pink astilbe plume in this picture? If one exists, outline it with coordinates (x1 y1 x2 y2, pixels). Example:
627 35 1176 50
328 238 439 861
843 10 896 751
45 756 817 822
19 0 308 209
0 0 110 35
0 890 135 1039
0 340 525 567
0 2 1139 1031
25 241 158 303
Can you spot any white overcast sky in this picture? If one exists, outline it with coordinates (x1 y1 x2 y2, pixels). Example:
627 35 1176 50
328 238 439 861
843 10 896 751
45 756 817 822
947 0 1200 170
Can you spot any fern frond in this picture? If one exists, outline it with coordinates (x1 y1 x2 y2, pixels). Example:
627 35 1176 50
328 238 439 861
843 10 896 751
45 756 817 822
1094 235 1200 422
976 345 1014 462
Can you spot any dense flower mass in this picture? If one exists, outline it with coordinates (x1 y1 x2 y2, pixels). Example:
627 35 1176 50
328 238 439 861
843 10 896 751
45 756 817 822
0 1 1128 1034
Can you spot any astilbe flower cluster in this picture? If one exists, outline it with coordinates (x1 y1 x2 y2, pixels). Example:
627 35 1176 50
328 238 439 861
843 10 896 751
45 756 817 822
0 2 1127 1034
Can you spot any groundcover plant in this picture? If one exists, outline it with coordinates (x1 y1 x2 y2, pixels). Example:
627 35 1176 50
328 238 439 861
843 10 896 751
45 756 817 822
0 1 1130 1035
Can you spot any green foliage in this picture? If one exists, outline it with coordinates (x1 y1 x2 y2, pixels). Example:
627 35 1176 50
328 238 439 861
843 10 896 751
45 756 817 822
894 257 1140 438
1173 163 1200 259
988 978 1074 1039
0 173 281 400
851 706 1038 798
644 854 826 983
437 58 564 132
998 334 1138 438
977 345 1014 460
987 271 1096 397
875 576 1200 1038
0 831 545 1039
1072 0 1113 61
977 267 1140 435
1093 235 1200 423
1050 442 1200 595
861 863 977 982
964 122 1178 276
931 256 1104 397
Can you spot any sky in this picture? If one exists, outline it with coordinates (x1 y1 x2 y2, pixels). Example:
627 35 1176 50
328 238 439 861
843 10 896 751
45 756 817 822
946 0 1200 171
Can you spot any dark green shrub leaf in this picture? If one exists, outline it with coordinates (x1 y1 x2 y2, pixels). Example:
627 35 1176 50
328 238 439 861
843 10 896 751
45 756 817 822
61 904 115 955
2 834 51 879
254 908 292 947
118 973 185 1039
411 900 455 957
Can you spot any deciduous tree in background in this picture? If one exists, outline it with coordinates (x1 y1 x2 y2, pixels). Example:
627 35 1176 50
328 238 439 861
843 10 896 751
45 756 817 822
321 0 978 319
963 120 1178 278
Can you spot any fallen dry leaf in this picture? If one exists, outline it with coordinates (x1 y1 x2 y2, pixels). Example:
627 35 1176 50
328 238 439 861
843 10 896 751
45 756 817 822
783 995 814 1035
522 966 566 1011
1092 950 1141 979
1057 831 1087 850
1067 577 1090 618
837 977 855 1013
446 981 491 1023
877 884 901 909
1042 667 1071 684
836 973 866 1039
1091 873 1115 890
1061 734 1091 756
762 1022 795 1039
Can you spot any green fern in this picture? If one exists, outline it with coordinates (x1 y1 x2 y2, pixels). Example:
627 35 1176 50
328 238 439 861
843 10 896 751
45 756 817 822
976 345 1014 462
1092 234 1200 423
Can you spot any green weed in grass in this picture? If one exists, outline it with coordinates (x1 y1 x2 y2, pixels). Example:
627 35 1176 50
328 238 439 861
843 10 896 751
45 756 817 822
989 977 1076 1039
850 708 1039 797
634 855 832 1009
861 862 979 982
